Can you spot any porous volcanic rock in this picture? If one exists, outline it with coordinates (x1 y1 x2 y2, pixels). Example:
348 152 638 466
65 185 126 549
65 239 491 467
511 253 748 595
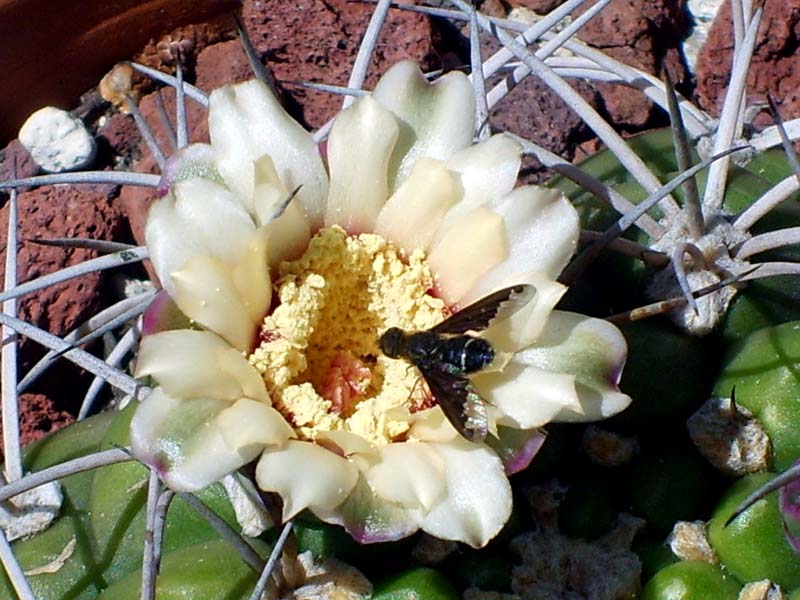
0 141 39 188
575 0 691 130
490 76 602 168
511 0 566 12
240 0 437 128
0 181 128 412
0 394 75 459
695 0 800 127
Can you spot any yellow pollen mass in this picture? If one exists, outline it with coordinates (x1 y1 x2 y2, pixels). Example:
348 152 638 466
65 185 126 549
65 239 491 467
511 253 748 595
249 226 445 446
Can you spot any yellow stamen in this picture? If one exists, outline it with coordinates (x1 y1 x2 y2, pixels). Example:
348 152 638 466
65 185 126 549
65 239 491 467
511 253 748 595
249 226 445 446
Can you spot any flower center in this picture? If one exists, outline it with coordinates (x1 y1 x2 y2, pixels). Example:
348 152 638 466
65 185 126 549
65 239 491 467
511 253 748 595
248 226 446 446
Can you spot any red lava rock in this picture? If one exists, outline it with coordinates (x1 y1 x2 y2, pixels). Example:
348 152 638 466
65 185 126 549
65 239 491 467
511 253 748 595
118 156 157 258
511 0 566 13
0 394 75 460
0 141 39 189
0 182 128 409
575 0 691 129
195 38 254 91
491 76 601 164
133 19 237 75
479 0 510 18
241 0 437 128
97 113 142 168
695 0 800 125
3 183 124 336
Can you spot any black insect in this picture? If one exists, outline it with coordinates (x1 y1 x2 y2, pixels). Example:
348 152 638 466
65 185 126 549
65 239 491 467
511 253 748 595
379 284 534 443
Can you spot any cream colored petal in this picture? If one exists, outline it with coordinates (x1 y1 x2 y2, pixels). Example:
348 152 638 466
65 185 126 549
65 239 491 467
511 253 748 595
145 179 255 295
251 154 287 222
135 329 267 403
251 160 311 267
146 196 203 296
171 255 256 352
479 271 568 352
367 442 446 510
373 158 458 252
515 311 632 422
427 207 507 305
325 96 399 233
209 79 328 228
407 407 460 443
311 477 424 544
439 133 522 231
373 61 474 191
217 399 295 449
479 186 579 290
230 228 271 327
472 359 582 429
314 430 376 457
256 441 359 520
421 439 512 548
130 388 261 491
171 179 256 263
262 197 311 268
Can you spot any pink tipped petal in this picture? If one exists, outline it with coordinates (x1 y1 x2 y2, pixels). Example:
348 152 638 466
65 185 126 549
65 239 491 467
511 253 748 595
780 469 800 553
141 289 192 336
472 361 581 429
485 427 547 475
171 255 258 352
314 477 424 544
373 61 474 190
440 134 523 230
208 79 328 228
131 388 261 491
479 186 579 289
325 96 399 233
217 399 294 449
421 439 512 548
515 311 632 422
374 158 458 252
255 440 359 520
366 442 446 510
135 330 267 403
479 272 567 352
428 207 507 305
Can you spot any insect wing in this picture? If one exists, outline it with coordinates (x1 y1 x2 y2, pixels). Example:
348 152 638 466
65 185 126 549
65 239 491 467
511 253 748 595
418 361 488 443
431 284 534 335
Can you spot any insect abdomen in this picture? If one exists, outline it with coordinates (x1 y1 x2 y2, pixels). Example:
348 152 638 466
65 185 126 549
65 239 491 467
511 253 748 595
441 336 494 373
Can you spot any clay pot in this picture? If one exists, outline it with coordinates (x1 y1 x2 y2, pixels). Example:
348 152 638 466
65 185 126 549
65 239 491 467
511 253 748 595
0 0 236 143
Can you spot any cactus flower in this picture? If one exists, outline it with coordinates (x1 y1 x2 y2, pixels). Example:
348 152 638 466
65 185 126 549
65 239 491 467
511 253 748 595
131 61 631 548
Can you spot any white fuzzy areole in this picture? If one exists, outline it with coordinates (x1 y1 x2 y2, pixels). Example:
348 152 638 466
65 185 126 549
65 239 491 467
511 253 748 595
646 211 750 335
